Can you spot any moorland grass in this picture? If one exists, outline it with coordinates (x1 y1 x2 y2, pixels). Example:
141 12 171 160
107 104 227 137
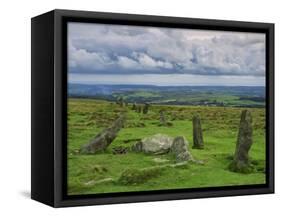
67 98 266 195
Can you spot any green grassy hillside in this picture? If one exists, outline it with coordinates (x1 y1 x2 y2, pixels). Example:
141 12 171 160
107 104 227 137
67 98 266 195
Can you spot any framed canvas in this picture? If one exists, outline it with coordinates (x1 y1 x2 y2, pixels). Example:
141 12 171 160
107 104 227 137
31 9 274 207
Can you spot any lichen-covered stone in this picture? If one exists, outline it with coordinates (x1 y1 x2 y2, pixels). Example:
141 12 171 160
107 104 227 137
192 114 204 149
80 114 126 154
158 110 173 127
131 133 173 155
159 110 166 125
143 103 150 114
132 102 137 110
171 136 193 162
136 105 142 113
229 110 254 173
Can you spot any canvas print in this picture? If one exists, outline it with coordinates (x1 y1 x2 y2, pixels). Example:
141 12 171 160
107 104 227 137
67 22 266 195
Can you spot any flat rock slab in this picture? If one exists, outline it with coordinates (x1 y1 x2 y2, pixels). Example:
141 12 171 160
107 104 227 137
132 133 173 155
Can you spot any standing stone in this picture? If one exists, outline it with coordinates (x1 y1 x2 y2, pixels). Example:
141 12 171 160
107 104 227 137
143 103 150 114
192 114 204 149
80 114 126 154
120 97 125 107
229 110 253 173
137 105 142 113
158 110 173 127
171 136 193 162
159 110 166 125
116 96 125 107
132 102 137 110
116 97 120 105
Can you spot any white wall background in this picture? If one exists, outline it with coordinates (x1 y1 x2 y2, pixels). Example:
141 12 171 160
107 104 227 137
0 0 279 215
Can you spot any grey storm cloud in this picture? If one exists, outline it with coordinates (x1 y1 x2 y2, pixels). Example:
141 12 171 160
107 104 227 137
68 22 265 76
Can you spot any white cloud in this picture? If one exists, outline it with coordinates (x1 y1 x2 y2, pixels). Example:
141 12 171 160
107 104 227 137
117 56 139 69
68 43 114 71
132 52 173 69
68 22 266 78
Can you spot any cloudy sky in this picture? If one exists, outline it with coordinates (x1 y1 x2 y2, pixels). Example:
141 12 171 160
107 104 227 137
68 22 266 86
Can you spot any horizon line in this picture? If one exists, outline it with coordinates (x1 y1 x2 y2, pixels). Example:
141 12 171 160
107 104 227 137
68 82 265 87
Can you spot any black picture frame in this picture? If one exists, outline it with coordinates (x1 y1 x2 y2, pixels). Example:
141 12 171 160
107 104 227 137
31 9 274 207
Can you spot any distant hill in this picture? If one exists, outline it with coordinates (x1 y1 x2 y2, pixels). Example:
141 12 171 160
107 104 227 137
68 84 265 108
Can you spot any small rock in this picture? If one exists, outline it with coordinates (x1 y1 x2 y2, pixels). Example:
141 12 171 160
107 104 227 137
153 158 170 163
112 146 129 155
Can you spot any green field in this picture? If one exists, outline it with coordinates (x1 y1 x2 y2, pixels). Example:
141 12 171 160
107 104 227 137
67 98 266 195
